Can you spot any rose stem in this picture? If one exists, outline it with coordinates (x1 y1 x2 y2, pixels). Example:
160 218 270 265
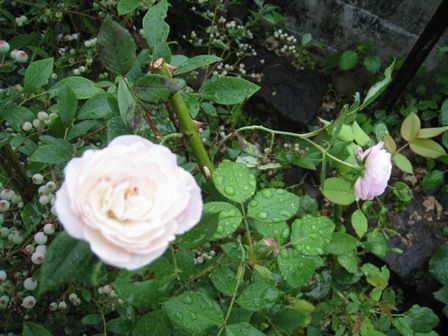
156 61 214 175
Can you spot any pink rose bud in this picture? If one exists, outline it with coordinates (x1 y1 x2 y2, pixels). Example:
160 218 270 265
54 135 203 270
0 40 10 54
262 238 280 255
354 142 392 201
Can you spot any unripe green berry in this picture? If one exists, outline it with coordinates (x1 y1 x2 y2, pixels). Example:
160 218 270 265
32 174 44 185
0 40 10 54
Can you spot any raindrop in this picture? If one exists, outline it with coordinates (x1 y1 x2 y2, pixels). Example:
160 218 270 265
257 212 268 220
262 189 273 198
224 186 235 196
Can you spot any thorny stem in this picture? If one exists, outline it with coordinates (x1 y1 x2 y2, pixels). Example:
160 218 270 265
169 244 181 281
157 62 214 176
240 203 254 260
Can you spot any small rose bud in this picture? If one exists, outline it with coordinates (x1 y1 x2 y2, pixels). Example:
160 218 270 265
10 49 18 59
34 232 47 245
31 251 45 264
32 119 40 128
23 277 37 291
0 40 10 54
39 194 50 205
35 245 47 254
15 50 28 63
0 270 7 282
43 223 55 235
58 301 67 310
0 295 9 309
32 174 44 185
22 121 32 132
0 189 15 201
262 238 280 255
0 200 10 212
49 302 58 311
68 293 78 302
73 68 80 75
22 295 36 309
46 181 57 192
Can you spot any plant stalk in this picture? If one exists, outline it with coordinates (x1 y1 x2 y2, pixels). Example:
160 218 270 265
157 62 214 175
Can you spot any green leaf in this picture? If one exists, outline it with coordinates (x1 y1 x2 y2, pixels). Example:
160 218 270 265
133 74 177 103
325 232 360 255
50 77 104 99
213 160 257 203
351 209 368 238
177 212 218 248
226 322 266 336
82 314 103 325
253 220 290 245
23 322 52 336
336 124 355 142
430 242 448 286
338 50 358 71
364 55 381 73
133 310 171 336
409 138 446 159
30 140 73 164
210 267 238 296
163 291 224 336
174 55 222 76
21 198 42 232
361 263 390 289
417 126 448 138
392 153 413 174
237 282 282 311
113 270 174 310
439 99 448 126
352 121 371 146
2 106 34 131
24 57 53 93
403 305 439 333
321 177 356 205
57 84 78 127
117 77 135 124
383 133 397 153
204 202 242 240
338 252 358 274
117 0 141 15
97 16 137 75
393 317 414 336
66 120 101 140
422 170 444 190
277 249 316 288
361 61 394 108
291 215 335 255
301 33 312 46
199 77 260 105
38 232 97 294
78 94 117 120
107 116 130 142
142 0 171 61
400 112 421 142
248 188 300 223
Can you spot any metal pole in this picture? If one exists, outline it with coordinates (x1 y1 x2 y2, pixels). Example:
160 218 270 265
379 0 448 111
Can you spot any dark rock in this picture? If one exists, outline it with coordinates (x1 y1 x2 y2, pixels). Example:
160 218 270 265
246 48 329 125
383 193 447 296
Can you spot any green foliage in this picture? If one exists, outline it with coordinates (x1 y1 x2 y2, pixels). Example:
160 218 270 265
213 160 257 203
163 291 224 335
143 0 171 61
321 177 356 205
38 233 98 294
97 16 137 75
199 77 260 105
24 58 53 93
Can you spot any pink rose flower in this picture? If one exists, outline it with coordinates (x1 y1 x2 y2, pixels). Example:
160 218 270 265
55 135 203 270
354 142 392 201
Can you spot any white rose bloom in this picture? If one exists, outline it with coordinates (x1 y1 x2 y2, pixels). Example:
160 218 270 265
55 135 203 270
